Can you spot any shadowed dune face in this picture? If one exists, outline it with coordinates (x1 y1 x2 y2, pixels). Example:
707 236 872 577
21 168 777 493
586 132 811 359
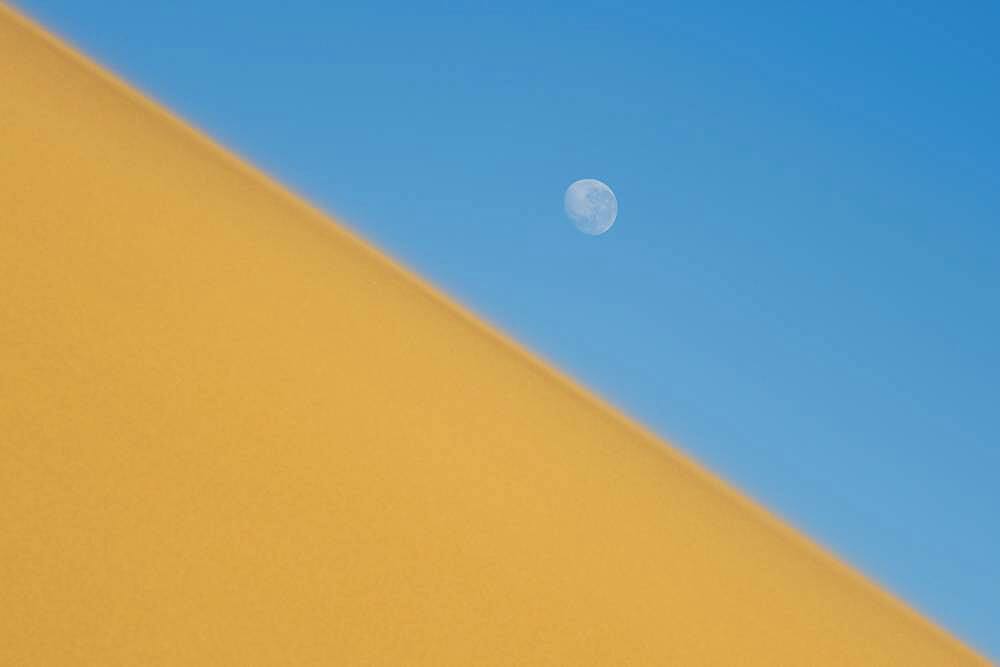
0 5 988 665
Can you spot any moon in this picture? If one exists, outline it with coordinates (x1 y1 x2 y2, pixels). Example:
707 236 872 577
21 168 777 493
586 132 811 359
564 178 618 235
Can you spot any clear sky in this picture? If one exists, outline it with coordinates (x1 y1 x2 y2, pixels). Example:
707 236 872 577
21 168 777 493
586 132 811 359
13 0 999 657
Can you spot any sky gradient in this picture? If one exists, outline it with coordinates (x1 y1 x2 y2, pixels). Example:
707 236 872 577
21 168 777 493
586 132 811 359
11 0 999 657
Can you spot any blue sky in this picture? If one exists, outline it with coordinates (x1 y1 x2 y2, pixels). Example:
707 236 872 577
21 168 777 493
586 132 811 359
14 0 999 656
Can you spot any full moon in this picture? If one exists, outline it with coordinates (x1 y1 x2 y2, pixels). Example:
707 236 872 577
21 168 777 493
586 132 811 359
564 178 618 235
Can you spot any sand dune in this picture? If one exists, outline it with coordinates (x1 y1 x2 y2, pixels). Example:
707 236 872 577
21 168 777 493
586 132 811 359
0 5 986 664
